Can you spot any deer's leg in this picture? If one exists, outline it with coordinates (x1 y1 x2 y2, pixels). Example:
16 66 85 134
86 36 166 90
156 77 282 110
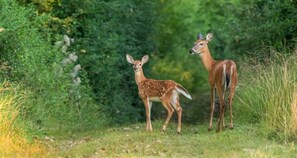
171 92 182 134
216 88 225 132
175 100 182 134
208 87 215 131
161 99 174 132
222 91 226 130
228 85 236 130
142 98 152 132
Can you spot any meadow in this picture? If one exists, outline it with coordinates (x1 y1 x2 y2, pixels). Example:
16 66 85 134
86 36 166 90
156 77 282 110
46 121 297 157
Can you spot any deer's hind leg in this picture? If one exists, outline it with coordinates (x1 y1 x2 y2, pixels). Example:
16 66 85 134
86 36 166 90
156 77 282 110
161 97 174 133
171 90 182 134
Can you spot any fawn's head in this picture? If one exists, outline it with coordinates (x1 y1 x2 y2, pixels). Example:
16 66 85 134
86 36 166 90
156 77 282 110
126 54 149 72
189 33 213 56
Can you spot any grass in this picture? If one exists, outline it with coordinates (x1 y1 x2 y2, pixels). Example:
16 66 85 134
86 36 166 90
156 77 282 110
0 82 47 157
45 121 297 158
234 51 297 142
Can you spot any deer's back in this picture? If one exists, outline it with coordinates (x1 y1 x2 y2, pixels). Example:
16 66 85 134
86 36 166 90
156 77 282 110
138 79 176 98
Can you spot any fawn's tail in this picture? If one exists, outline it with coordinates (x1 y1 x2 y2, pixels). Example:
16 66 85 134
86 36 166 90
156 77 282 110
176 84 192 100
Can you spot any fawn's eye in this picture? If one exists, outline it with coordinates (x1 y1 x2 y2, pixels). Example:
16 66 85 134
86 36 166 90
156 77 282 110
199 43 204 46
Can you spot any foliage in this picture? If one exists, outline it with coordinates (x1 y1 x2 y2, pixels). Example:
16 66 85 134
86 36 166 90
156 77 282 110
226 0 297 57
0 0 105 130
37 0 160 124
234 50 297 142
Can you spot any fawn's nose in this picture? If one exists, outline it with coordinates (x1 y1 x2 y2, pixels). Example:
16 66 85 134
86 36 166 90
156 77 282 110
133 65 137 71
189 49 194 54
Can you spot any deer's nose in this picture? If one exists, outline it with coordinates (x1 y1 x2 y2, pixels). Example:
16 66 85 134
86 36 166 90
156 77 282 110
133 65 137 70
189 49 194 54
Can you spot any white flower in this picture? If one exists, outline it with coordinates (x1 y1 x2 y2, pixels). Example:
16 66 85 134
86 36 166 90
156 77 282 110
54 41 63 47
64 35 70 46
73 64 81 71
62 45 68 54
73 77 81 86
68 53 78 62
61 58 71 65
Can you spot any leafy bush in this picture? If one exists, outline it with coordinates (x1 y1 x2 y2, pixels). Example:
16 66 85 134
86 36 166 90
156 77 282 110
226 0 297 57
0 0 105 130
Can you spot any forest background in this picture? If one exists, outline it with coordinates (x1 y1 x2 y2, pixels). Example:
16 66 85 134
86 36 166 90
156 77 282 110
0 0 297 154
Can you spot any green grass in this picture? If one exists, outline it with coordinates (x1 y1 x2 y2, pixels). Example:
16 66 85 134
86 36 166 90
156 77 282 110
45 121 297 158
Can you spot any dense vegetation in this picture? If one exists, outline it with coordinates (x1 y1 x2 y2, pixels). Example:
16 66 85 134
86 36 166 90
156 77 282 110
0 0 297 155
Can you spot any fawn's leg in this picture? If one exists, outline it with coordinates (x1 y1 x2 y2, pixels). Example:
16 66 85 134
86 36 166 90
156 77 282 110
142 97 152 132
161 99 174 132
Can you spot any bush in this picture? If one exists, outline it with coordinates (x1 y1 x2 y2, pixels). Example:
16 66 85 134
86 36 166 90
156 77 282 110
0 0 106 130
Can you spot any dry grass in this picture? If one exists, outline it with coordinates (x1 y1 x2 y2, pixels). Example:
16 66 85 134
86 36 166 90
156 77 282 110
290 85 297 136
235 52 297 142
0 82 48 157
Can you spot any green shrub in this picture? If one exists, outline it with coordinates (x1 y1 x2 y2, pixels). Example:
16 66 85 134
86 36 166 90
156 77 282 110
0 0 106 130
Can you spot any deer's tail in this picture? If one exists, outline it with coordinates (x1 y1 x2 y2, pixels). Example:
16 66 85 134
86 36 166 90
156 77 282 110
176 84 192 100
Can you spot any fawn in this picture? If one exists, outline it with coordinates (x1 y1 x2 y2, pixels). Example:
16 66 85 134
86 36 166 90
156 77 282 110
126 54 192 134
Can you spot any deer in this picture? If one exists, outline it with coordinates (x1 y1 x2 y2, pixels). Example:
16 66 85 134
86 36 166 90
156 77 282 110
126 54 192 134
189 33 238 132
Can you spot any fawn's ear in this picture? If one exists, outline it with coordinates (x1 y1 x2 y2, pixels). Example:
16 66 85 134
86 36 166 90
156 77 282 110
206 33 213 42
126 54 134 64
141 55 149 64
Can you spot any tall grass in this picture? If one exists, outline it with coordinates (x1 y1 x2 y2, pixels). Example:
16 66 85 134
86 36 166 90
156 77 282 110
0 82 47 157
235 50 297 142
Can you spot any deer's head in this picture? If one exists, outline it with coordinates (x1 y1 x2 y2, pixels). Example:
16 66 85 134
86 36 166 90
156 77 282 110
189 33 213 55
126 54 149 72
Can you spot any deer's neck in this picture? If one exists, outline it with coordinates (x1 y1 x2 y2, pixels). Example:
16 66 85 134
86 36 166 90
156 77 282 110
135 70 146 86
201 48 216 72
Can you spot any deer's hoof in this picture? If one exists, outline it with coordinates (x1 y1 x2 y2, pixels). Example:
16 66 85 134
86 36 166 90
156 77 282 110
208 128 212 131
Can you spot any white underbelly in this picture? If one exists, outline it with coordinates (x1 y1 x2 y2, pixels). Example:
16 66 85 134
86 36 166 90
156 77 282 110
149 97 161 102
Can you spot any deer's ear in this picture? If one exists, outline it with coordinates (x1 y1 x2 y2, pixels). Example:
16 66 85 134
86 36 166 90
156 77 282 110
197 33 203 39
141 55 149 64
126 54 134 64
206 33 213 42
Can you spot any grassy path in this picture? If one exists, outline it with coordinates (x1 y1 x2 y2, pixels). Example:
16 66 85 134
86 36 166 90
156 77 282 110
45 121 297 157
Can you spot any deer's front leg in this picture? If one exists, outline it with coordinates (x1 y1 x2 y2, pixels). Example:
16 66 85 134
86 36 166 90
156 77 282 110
208 87 215 131
142 97 152 132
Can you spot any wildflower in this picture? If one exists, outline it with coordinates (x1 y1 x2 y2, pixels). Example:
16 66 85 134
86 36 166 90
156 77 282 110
73 77 81 86
73 64 81 72
69 53 78 62
64 35 70 46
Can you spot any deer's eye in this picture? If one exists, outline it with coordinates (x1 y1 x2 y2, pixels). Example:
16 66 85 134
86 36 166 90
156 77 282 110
199 43 204 46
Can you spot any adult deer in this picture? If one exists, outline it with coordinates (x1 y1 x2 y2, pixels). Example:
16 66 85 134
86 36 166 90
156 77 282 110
189 33 238 132
126 54 192 134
